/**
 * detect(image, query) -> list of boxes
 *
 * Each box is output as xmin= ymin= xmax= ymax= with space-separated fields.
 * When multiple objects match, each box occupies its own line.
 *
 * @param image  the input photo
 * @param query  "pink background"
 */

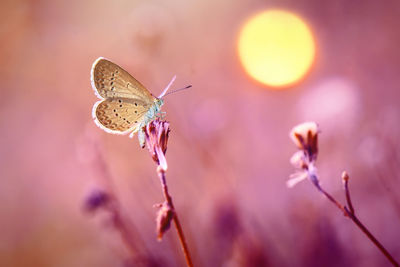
xmin=1 ymin=0 xmax=399 ymax=266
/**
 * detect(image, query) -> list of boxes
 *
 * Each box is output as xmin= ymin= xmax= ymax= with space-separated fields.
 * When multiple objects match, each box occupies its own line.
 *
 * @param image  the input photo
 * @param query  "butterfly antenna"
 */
xmin=159 ymin=75 xmax=176 ymax=98
xmin=163 ymin=85 xmax=192 ymax=97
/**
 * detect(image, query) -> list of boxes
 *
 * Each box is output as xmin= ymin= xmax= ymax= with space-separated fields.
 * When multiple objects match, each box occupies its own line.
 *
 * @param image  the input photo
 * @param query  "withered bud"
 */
xmin=342 ymin=171 xmax=350 ymax=183
xmin=155 ymin=202 xmax=174 ymax=241
xmin=145 ymin=119 xmax=170 ymax=171
xmin=290 ymin=122 xmax=319 ymax=161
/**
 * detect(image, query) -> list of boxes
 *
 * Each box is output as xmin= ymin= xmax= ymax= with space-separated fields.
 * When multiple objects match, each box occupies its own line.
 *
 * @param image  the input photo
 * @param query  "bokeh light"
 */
xmin=238 ymin=10 xmax=316 ymax=88
xmin=296 ymin=77 xmax=360 ymax=134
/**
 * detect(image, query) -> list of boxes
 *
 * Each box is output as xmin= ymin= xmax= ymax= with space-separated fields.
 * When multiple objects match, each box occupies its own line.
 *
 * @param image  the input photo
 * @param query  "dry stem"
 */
xmin=144 ymin=120 xmax=194 ymax=267
xmin=158 ymin=168 xmax=194 ymax=267
xmin=289 ymin=122 xmax=399 ymax=266
xmin=106 ymin=202 xmax=142 ymax=256
xmin=83 ymin=132 xmax=152 ymax=264
xmin=316 ymin=172 xmax=399 ymax=267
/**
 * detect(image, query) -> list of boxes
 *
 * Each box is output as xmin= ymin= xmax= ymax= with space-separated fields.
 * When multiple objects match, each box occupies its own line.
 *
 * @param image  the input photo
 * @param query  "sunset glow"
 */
xmin=238 ymin=10 xmax=316 ymax=88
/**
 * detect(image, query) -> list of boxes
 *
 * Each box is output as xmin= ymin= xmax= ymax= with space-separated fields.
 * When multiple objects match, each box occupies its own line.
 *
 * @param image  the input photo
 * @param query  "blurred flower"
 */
xmin=288 ymin=122 xmax=320 ymax=188
xmin=155 ymin=202 xmax=174 ymax=241
xmin=144 ymin=119 xmax=170 ymax=171
xmin=84 ymin=189 xmax=110 ymax=213
xmin=214 ymin=201 xmax=241 ymax=243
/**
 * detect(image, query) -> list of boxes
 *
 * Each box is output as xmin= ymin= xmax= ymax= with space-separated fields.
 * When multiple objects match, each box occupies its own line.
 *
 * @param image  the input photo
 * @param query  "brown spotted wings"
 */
xmin=91 ymin=57 xmax=157 ymax=135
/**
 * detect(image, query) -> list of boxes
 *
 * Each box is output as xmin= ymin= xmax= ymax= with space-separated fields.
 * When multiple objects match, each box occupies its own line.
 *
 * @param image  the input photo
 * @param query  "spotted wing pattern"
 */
xmin=90 ymin=57 xmax=157 ymax=134
xmin=93 ymin=98 xmax=150 ymax=134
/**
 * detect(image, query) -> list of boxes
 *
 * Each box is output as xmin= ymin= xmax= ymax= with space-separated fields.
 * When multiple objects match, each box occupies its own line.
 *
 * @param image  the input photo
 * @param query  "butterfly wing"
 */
xmin=90 ymin=57 xmax=158 ymax=135
xmin=91 ymin=57 xmax=155 ymax=103
xmin=93 ymin=98 xmax=151 ymax=135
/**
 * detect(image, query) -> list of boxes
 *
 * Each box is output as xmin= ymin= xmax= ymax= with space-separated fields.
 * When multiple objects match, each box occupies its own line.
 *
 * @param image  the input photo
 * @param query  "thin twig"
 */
xmin=318 ymin=187 xmax=347 ymax=215
xmin=289 ymin=122 xmax=399 ymax=266
xmin=158 ymin=168 xmax=194 ymax=267
xmin=315 ymin=175 xmax=399 ymax=267
xmin=342 ymin=172 xmax=355 ymax=215
xmin=144 ymin=120 xmax=194 ymax=266
xmin=107 ymin=203 xmax=141 ymax=255
xmin=84 ymin=132 xmax=152 ymax=263
xmin=345 ymin=207 xmax=399 ymax=267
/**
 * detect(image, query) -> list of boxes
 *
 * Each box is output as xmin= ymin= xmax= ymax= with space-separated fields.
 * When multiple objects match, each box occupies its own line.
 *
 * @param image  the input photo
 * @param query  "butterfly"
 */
xmin=90 ymin=57 xmax=188 ymax=147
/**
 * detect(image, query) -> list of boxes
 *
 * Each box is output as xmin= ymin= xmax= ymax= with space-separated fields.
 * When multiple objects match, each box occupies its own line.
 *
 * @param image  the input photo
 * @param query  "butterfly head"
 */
xmin=153 ymin=76 xmax=190 ymax=118
xmin=154 ymin=98 xmax=164 ymax=109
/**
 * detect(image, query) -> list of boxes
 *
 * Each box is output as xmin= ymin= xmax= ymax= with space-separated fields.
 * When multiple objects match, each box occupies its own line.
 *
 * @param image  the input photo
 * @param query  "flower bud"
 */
xmin=155 ymin=202 xmax=174 ymax=241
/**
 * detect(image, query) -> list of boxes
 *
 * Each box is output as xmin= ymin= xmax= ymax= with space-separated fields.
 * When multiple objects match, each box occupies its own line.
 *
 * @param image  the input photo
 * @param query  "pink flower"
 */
xmin=144 ymin=119 xmax=170 ymax=171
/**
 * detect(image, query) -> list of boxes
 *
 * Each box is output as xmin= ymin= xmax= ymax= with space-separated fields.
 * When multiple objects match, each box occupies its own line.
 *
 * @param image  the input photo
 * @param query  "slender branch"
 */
xmin=144 ymin=120 xmax=194 ymax=266
xmin=318 ymin=187 xmax=347 ymax=215
xmin=107 ymin=203 xmax=141 ymax=255
xmin=85 ymin=135 xmax=153 ymax=264
xmin=289 ymin=122 xmax=399 ymax=266
xmin=342 ymin=172 xmax=355 ymax=215
xmin=345 ymin=207 xmax=399 ymax=267
xmin=158 ymin=168 xmax=194 ymax=267
xmin=313 ymin=174 xmax=399 ymax=267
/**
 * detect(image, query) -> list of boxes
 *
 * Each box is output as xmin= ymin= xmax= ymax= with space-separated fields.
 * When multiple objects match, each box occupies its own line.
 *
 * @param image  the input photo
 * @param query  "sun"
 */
xmin=238 ymin=10 xmax=316 ymax=88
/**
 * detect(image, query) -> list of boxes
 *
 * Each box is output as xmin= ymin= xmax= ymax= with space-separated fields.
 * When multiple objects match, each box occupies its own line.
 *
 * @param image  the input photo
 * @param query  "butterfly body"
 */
xmin=136 ymin=98 xmax=164 ymax=146
xmin=91 ymin=57 xmax=166 ymax=147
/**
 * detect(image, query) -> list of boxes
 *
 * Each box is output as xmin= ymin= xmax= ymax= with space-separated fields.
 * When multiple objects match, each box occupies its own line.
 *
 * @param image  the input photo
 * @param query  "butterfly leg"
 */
xmin=157 ymin=111 xmax=166 ymax=119
xmin=138 ymin=127 xmax=146 ymax=148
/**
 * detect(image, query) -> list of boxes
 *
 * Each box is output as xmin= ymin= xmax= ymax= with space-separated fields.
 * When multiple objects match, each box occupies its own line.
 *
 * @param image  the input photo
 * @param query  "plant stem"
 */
xmin=345 ymin=207 xmax=399 ymax=267
xmin=158 ymin=168 xmax=194 ymax=267
xmin=315 ymin=179 xmax=399 ymax=267
xmin=343 ymin=176 xmax=355 ymax=214
xmin=108 ymin=203 xmax=141 ymax=256
xmin=92 ymin=139 xmax=152 ymax=262
xmin=318 ymin=187 xmax=347 ymax=215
